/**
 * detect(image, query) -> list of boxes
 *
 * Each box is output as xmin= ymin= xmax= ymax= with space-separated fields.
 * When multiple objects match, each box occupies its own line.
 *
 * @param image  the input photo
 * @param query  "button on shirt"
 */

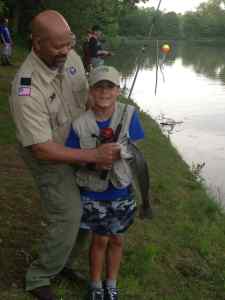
xmin=9 ymin=50 xmax=88 ymax=147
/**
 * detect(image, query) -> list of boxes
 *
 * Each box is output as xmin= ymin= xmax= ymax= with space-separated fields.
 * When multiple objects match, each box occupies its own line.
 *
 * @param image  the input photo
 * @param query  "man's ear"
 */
xmin=32 ymin=37 xmax=41 ymax=52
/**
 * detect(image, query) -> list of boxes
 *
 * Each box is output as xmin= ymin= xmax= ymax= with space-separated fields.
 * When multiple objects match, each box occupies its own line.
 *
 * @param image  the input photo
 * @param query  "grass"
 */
xmin=1 ymin=47 xmax=225 ymax=299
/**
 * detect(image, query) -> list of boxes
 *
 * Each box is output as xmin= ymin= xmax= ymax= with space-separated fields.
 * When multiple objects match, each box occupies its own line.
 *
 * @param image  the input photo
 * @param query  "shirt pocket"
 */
xmin=45 ymin=92 xmax=68 ymax=129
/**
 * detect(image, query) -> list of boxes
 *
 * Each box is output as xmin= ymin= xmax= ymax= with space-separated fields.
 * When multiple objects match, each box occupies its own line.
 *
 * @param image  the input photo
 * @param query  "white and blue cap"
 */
xmin=89 ymin=65 xmax=120 ymax=87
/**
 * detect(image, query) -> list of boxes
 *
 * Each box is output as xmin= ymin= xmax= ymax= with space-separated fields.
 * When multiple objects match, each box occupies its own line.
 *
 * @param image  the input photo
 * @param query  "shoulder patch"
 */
xmin=18 ymin=77 xmax=32 ymax=96
xmin=18 ymin=86 xmax=31 ymax=96
xmin=20 ymin=77 xmax=31 ymax=86
xmin=67 ymin=66 xmax=77 ymax=76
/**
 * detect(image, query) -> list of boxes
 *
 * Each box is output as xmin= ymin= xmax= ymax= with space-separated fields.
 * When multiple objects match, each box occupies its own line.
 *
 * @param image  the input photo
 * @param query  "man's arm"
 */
xmin=32 ymin=140 xmax=120 ymax=167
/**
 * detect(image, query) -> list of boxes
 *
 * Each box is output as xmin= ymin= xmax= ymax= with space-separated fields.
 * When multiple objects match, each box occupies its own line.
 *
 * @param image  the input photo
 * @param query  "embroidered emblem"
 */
xmin=68 ymin=66 xmax=77 ymax=76
xmin=18 ymin=86 xmax=31 ymax=96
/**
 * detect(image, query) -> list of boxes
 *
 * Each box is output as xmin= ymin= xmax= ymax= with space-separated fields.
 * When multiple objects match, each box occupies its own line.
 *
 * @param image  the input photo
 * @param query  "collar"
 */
xmin=30 ymin=51 xmax=64 ymax=84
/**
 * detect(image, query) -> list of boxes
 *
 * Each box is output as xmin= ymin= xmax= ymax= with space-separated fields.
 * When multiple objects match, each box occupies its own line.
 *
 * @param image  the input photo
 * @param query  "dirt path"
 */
xmin=0 ymin=144 xmax=43 ymax=289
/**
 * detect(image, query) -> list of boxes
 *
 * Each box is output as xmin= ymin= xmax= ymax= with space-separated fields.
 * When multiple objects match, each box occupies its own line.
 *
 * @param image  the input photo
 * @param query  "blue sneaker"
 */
xmin=104 ymin=287 xmax=118 ymax=300
xmin=89 ymin=288 xmax=104 ymax=300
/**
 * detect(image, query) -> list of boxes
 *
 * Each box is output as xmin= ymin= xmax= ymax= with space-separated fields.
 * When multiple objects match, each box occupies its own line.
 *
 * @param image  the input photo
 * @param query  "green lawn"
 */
xmin=0 ymin=47 xmax=225 ymax=300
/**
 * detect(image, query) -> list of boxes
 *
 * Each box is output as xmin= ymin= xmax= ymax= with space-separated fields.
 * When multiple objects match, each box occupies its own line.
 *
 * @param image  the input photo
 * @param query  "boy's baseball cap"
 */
xmin=89 ymin=66 xmax=120 ymax=87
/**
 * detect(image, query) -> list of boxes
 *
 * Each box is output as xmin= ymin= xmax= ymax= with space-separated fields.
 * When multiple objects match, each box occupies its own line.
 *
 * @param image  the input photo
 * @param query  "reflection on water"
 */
xmin=109 ymin=42 xmax=225 ymax=203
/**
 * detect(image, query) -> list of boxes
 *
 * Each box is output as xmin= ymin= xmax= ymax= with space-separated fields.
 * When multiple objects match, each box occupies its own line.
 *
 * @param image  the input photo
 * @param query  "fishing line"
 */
xmin=128 ymin=0 xmax=163 ymax=99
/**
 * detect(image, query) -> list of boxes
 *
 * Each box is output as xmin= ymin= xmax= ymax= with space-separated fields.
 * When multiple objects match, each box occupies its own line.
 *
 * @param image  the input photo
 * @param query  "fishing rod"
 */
xmin=128 ymin=0 xmax=163 ymax=99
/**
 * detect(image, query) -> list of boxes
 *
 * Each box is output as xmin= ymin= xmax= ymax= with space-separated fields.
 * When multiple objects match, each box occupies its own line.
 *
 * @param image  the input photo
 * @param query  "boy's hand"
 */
xmin=95 ymin=143 xmax=120 ymax=167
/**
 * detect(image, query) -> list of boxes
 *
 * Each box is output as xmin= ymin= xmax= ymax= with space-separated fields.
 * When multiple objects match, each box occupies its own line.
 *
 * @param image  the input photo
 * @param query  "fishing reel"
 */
xmin=99 ymin=127 xmax=115 ymax=143
xmin=89 ymin=128 xmax=115 ymax=177
xmin=92 ymin=127 xmax=115 ymax=144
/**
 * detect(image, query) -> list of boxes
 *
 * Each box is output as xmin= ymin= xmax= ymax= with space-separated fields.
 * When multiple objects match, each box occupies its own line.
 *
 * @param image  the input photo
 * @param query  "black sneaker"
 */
xmin=104 ymin=287 xmax=118 ymax=300
xmin=88 ymin=288 xmax=104 ymax=300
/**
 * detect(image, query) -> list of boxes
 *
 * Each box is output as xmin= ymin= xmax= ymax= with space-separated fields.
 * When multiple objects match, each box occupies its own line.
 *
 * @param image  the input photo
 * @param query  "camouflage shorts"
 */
xmin=80 ymin=194 xmax=136 ymax=235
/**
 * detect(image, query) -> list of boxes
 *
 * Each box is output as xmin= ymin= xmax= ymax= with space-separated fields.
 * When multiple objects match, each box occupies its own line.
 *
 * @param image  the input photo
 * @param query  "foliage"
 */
xmin=119 ymin=0 xmax=225 ymax=40
xmin=119 ymin=8 xmax=181 ymax=39
xmin=1 ymin=0 xmax=225 ymax=42
xmin=1 ymin=0 xmax=150 ymax=42
xmin=0 ymin=0 xmax=5 ymax=14
xmin=119 ymin=7 xmax=155 ymax=37
xmin=182 ymin=0 xmax=225 ymax=39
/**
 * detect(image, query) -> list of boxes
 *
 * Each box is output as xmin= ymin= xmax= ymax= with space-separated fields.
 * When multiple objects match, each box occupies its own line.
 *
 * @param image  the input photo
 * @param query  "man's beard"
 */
xmin=52 ymin=56 xmax=67 ymax=70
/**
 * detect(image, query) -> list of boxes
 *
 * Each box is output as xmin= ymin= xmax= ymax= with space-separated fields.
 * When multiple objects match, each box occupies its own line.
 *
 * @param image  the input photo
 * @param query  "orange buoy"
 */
xmin=161 ymin=44 xmax=171 ymax=54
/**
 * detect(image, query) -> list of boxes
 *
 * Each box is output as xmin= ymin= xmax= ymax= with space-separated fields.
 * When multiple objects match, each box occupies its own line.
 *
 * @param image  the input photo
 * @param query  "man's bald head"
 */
xmin=31 ymin=10 xmax=71 ymax=40
xmin=31 ymin=10 xmax=73 ymax=69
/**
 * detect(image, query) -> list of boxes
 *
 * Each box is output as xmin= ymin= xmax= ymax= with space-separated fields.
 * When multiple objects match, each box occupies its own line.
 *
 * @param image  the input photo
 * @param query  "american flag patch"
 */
xmin=18 ymin=86 xmax=31 ymax=96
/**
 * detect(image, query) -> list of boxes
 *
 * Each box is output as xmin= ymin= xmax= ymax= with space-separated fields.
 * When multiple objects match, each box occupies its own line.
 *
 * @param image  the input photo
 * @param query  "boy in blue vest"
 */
xmin=66 ymin=65 xmax=144 ymax=300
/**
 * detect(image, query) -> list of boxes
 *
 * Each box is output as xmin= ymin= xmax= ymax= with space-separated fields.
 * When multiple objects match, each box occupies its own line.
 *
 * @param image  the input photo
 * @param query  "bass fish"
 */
xmin=127 ymin=141 xmax=153 ymax=219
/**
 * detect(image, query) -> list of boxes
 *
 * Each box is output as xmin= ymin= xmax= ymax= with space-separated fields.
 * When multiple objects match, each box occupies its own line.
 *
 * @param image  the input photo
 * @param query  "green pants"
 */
xmin=18 ymin=145 xmax=87 ymax=291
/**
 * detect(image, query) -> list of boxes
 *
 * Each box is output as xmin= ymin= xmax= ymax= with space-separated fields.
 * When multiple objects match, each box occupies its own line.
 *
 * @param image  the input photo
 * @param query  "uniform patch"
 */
xmin=18 ymin=86 xmax=31 ymax=96
xmin=20 ymin=77 xmax=31 ymax=86
xmin=68 ymin=66 xmax=77 ymax=76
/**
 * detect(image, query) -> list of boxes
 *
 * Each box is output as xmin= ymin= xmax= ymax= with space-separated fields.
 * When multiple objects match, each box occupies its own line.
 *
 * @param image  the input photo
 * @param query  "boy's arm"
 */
xmin=65 ymin=125 xmax=120 ymax=169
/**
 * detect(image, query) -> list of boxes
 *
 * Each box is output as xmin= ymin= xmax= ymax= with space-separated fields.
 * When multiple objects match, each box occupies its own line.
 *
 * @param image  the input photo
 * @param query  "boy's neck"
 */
xmin=94 ymin=107 xmax=115 ymax=121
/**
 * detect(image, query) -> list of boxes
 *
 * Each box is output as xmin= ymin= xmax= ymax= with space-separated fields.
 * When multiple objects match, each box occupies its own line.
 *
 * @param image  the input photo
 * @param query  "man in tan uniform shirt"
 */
xmin=9 ymin=10 xmax=120 ymax=300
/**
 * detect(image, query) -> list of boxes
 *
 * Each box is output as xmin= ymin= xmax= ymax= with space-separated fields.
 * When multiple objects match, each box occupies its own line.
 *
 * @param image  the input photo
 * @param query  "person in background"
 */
xmin=66 ymin=65 xmax=145 ymax=300
xmin=82 ymin=29 xmax=93 ymax=73
xmin=9 ymin=10 xmax=120 ymax=300
xmin=0 ymin=17 xmax=13 ymax=65
xmin=88 ymin=25 xmax=112 ymax=69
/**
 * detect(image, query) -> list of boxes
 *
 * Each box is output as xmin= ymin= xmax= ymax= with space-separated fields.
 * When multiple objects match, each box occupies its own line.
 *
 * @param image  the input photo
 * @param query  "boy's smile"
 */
xmin=90 ymin=80 xmax=120 ymax=117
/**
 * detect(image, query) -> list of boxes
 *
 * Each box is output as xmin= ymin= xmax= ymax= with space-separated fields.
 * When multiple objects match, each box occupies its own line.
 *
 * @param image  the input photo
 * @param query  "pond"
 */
xmin=109 ymin=42 xmax=225 ymax=204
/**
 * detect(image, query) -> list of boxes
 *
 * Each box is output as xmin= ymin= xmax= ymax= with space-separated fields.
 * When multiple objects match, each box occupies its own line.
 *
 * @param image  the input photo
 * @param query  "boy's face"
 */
xmin=90 ymin=80 xmax=120 ymax=111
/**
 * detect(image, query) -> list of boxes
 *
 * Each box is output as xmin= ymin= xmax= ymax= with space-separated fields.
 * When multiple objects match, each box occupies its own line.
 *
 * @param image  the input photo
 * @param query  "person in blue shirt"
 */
xmin=66 ymin=65 xmax=144 ymax=300
xmin=0 ymin=17 xmax=13 ymax=65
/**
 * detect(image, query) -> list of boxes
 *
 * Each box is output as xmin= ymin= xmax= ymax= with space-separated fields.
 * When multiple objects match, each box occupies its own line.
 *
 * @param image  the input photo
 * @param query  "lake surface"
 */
xmin=109 ymin=42 xmax=225 ymax=203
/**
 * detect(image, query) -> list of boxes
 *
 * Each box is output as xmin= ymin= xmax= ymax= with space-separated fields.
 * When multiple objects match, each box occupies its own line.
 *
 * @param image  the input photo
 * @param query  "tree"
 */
xmin=160 ymin=12 xmax=180 ymax=38
xmin=2 ymin=0 xmax=146 ymax=40
xmin=0 ymin=1 xmax=5 ymax=14
xmin=181 ymin=0 xmax=225 ymax=39
xmin=119 ymin=8 xmax=155 ymax=37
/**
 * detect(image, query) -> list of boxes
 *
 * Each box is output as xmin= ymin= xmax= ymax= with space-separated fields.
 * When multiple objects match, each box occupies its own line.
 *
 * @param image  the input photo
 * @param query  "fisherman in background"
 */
xmin=66 ymin=65 xmax=145 ymax=300
xmin=87 ymin=25 xmax=112 ymax=69
xmin=82 ymin=29 xmax=93 ymax=73
xmin=0 ymin=17 xmax=13 ymax=65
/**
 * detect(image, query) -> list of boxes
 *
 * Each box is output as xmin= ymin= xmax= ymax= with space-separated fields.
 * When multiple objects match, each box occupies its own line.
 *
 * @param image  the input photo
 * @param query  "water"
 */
xmin=109 ymin=42 xmax=225 ymax=203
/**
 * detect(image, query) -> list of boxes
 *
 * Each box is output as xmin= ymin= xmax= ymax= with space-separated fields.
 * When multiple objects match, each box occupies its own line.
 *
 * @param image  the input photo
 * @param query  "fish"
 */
xmin=127 ymin=141 xmax=153 ymax=219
